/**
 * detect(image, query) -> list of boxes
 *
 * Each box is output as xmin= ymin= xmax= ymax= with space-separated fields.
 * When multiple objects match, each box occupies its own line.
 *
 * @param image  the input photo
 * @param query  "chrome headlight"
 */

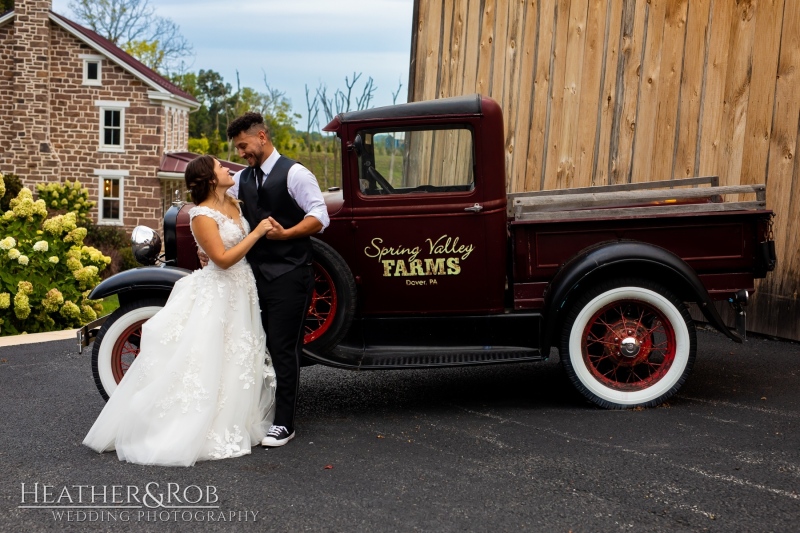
xmin=131 ymin=226 xmax=162 ymax=266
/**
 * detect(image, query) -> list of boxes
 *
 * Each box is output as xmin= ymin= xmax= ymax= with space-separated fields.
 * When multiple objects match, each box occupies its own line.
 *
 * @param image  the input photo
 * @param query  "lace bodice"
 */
xmin=189 ymin=205 xmax=251 ymax=266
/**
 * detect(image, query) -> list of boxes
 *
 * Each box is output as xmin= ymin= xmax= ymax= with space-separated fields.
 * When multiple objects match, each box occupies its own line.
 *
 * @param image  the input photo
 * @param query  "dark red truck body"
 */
xmin=89 ymin=94 xmax=775 ymax=408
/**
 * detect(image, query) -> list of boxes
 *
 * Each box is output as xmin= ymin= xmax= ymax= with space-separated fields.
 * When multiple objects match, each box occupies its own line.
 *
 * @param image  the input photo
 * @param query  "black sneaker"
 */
xmin=261 ymin=425 xmax=295 ymax=447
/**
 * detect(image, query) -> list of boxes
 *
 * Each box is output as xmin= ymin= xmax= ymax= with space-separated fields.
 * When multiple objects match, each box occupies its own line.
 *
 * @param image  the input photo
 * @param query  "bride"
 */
xmin=83 ymin=155 xmax=276 ymax=466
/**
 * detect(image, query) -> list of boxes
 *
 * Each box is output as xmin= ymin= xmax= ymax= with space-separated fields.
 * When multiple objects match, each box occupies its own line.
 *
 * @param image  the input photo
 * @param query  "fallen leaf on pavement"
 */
xmin=324 ymin=464 xmax=333 ymax=470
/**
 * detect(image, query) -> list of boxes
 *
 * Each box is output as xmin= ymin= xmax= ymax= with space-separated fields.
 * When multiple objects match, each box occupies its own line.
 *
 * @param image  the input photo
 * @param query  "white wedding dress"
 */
xmin=83 ymin=205 xmax=275 ymax=466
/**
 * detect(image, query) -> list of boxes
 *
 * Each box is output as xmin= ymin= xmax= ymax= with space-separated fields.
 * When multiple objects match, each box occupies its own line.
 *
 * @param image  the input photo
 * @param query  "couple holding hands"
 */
xmin=83 ymin=112 xmax=329 ymax=466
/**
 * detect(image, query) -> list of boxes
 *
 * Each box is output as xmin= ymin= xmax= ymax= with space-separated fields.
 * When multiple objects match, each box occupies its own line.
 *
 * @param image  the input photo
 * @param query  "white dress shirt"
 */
xmin=228 ymin=149 xmax=330 ymax=231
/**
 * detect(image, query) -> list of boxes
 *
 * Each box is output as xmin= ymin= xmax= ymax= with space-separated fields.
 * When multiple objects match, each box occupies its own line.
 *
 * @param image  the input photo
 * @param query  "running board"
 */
xmin=313 ymin=346 xmax=545 ymax=370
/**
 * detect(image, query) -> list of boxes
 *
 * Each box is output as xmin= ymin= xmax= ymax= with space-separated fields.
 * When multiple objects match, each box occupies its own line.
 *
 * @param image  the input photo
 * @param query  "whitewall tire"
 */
xmin=559 ymin=279 xmax=696 ymax=409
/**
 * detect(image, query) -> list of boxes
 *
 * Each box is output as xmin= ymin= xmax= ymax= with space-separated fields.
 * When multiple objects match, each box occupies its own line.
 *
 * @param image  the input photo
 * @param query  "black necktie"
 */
xmin=255 ymin=166 xmax=265 ymax=191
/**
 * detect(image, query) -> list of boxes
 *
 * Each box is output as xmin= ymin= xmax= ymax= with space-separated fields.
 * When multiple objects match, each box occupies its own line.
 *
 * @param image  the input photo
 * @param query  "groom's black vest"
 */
xmin=239 ymin=156 xmax=313 ymax=281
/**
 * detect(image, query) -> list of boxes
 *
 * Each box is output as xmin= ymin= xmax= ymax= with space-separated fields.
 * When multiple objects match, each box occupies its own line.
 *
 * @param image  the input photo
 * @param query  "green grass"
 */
xmin=100 ymin=294 xmax=119 ymax=317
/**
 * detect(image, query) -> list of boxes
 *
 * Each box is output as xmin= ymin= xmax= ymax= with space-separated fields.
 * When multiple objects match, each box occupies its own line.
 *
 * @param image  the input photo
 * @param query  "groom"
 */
xmin=226 ymin=112 xmax=329 ymax=447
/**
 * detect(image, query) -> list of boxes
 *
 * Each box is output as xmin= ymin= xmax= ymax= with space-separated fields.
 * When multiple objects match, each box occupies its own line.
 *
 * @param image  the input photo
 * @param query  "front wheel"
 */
xmin=91 ymin=298 xmax=166 ymax=400
xmin=560 ymin=278 xmax=696 ymax=409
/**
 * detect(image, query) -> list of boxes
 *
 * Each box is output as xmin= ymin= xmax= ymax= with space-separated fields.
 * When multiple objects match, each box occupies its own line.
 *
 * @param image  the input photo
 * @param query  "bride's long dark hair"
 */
xmin=185 ymin=155 xmax=218 ymax=205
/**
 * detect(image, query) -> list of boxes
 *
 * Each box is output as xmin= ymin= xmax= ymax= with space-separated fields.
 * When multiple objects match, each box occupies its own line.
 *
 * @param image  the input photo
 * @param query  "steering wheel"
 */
xmin=367 ymin=165 xmax=396 ymax=194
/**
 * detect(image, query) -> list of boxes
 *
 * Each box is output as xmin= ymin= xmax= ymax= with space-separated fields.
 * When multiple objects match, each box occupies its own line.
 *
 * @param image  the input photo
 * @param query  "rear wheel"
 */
xmin=560 ymin=278 xmax=696 ymax=409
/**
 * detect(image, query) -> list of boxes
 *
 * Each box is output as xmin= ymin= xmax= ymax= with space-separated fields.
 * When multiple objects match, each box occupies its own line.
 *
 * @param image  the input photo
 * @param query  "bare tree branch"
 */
xmin=69 ymin=0 xmax=192 ymax=73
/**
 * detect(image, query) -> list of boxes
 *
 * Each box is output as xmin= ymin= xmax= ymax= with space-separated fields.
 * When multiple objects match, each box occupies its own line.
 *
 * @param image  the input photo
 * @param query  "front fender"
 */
xmin=88 ymin=266 xmax=191 ymax=300
xmin=540 ymin=241 xmax=741 ymax=355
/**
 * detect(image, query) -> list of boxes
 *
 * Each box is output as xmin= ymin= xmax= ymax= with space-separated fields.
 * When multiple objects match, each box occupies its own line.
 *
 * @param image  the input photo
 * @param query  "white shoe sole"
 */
xmin=262 ymin=431 xmax=295 ymax=447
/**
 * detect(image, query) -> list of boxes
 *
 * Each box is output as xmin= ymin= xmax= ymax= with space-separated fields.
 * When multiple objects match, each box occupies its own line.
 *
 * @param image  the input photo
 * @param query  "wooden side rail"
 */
xmin=509 ymin=179 xmax=766 ymax=221
xmin=507 ymin=176 xmax=726 ymax=216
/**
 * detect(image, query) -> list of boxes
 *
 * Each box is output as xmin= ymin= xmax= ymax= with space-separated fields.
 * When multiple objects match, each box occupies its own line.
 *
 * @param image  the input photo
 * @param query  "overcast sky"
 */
xmin=52 ymin=0 xmax=414 ymax=127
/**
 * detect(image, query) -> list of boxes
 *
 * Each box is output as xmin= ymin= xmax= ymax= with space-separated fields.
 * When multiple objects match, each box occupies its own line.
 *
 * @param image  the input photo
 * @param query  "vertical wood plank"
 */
xmin=697 ymin=1 xmax=734 ymax=175
xmin=650 ymin=0 xmax=688 ymax=182
xmin=672 ymin=0 xmax=711 ymax=178
xmin=475 ymin=0 xmax=496 ymax=95
xmin=630 ymin=0 xmax=668 ymax=182
xmin=718 ymin=0 xmax=758 ymax=188
xmin=411 ymin=0 xmax=430 ymax=102
xmin=593 ymin=0 xmax=625 ymax=186
xmin=454 ymin=0 xmax=483 ymax=186
xmin=574 ymin=0 xmax=610 ymax=189
xmin=502 ymin=0 xmax=527 ymax=192
xmin=554 ymin=0 xmax=590 ymax=190
xmin=511 ymin=0 xmax=539 ymax=193
xmin=740 ymin=0 xmax=784 ymax=186
xmin=460 ymin=0 xmax=483 ymax=93
xmin=610 ymin=0 xmax=648 ymax=184
xmin=438 ymin=0 xmax=457 ymax=100
xmin=541 ymin=0 xmax=573 ymax=190
xmin=491 ymin=0 xmax=511 ymax=103
xmin=525 ymin=0 xmax=557 ymax=191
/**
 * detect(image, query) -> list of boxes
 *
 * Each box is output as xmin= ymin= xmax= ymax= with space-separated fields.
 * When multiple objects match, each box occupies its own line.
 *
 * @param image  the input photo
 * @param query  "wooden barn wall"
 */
xmin=408 ymin=0 xmax=800 ymax=340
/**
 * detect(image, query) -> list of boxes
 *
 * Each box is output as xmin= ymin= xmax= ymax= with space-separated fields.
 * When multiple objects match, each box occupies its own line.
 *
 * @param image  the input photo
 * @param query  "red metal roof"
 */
xmin=49 ymin=11 xmax=198 ymax=104
xmin=159 ymin=152 xmax=246 ymax=175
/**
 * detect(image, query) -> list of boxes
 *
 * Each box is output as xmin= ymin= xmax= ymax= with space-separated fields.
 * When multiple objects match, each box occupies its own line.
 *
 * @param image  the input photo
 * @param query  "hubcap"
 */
xmin=620 ymin=336 xmax=640 ymax=358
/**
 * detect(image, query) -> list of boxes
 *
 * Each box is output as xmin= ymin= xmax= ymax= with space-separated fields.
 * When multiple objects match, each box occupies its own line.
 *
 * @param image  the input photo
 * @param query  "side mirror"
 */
xmin=349 ymin=134 xmax=364 ymax=156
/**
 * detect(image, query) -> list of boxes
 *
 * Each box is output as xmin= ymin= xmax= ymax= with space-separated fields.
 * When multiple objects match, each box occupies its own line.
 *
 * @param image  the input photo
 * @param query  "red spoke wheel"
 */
xmin=91 ymin=299 xmax=166 ymax=401
xmin=560 ymin=279 xmax=696 ymax=409
xmin=304 ymin=262 xmax=338 ymax=343
xmin=302 ymin=238 xmax=356 ymax=357
xmin=110 ymin=320 xmax=146 ymax=383
xmin=582 ymin=300 xmax=676 ymax=391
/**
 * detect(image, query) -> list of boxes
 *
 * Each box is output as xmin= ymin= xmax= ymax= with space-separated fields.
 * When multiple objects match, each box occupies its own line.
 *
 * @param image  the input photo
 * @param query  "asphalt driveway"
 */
xmin=0 ymin=328 xmax=798 ymax=532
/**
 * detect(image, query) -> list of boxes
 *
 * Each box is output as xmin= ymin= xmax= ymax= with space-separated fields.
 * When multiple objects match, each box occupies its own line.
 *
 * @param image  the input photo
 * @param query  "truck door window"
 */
xmin=357 ymin=127 xmax=474 ymax=195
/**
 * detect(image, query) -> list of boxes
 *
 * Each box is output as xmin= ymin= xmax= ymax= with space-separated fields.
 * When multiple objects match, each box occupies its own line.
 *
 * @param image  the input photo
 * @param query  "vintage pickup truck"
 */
xmin=79 ymin=94 xmax=776 ymax=410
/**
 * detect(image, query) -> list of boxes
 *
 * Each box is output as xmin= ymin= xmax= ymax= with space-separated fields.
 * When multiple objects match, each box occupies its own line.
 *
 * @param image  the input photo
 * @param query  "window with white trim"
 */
xmin=95 ymin=170 xmax=127 ymax=225
xmin=81 ymin=54 xmax=103 ymax=86
xmin=95 ymin=101 xmax=129 ymax=152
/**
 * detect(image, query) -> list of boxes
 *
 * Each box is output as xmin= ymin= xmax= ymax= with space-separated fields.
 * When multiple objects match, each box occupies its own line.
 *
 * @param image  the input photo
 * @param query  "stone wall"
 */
xmin=0 ymin=23 xmax=14 ymax=171
xmin=47 ymin=23 xmax=165 ymax=231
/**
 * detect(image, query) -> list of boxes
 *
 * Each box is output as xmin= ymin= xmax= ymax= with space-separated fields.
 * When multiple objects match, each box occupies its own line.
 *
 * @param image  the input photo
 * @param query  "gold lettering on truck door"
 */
xmin=365 ymin=235 xmax=474 ymax=279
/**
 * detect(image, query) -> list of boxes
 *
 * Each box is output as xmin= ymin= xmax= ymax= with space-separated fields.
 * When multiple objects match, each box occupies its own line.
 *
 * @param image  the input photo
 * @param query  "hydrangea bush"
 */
xmin=0 ymin=174 xmax=111 ymax=336
xmin=36 ymin=180 xmax=96 ymax=225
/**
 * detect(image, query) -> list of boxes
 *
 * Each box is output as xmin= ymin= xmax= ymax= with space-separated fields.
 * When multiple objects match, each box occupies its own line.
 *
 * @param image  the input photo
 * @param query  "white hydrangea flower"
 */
xmin=8 ymin=248 xmax=20 ymax=260
xmin=17 ymin=255 xmax=29 ymax=266
xmin=0 ymin=237 xmax=16 ymax=250
xmin=48 ymin=256 xmax=59 ymax=264
xmin=33 ymin=240 xmax=49 ymax=252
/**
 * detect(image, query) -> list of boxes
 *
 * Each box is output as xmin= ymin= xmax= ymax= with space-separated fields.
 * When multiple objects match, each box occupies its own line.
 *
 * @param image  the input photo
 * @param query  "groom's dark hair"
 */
xmin=227 ymin=112 xmax=270 ymax=140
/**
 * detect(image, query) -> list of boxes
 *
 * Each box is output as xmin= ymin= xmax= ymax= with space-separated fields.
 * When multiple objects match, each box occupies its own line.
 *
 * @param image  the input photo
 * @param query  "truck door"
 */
xmin=348 ymin=121 xmax=506 ymax=315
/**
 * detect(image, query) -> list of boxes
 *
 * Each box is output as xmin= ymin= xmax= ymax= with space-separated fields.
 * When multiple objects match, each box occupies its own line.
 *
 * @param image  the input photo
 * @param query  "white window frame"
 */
xmin=80 ymin=54 xmax=103 ymax=86
xmin=95 ymin=101 xmax=129 ymax=153
xmin=94 ymin=169 xmax=128 ymax=225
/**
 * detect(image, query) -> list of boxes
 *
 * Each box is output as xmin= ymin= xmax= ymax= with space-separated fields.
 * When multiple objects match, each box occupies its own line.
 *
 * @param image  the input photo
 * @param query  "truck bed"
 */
xmin=506 ymin=177 xmax=773 ymax=311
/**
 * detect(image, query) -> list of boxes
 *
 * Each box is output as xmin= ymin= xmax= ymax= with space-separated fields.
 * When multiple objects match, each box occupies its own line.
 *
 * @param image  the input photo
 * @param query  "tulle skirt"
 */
xmin=83 ymin=263 xmax=275 ymax=466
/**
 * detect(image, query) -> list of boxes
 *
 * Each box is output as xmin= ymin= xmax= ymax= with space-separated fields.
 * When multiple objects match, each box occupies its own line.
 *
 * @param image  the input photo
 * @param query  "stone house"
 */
xmin=0 ymin=0 xmax=199 ymax=232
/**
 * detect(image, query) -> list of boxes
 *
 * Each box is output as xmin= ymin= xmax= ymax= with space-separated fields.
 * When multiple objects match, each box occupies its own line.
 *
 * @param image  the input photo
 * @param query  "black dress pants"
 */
xmin=254 ymin=265 xmax=314 ymax=431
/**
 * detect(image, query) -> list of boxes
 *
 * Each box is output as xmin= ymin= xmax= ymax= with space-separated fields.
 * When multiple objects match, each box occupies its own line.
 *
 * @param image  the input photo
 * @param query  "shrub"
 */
xmin=36 ymin=180 xmax=96 ymax=226
xmin=0 ymin=172 xmax=23 ymax=212
xmin=85 ymin=224 xmax=129 ymax=250
xmin=0 ymin=174 xmax=111 ymax=336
